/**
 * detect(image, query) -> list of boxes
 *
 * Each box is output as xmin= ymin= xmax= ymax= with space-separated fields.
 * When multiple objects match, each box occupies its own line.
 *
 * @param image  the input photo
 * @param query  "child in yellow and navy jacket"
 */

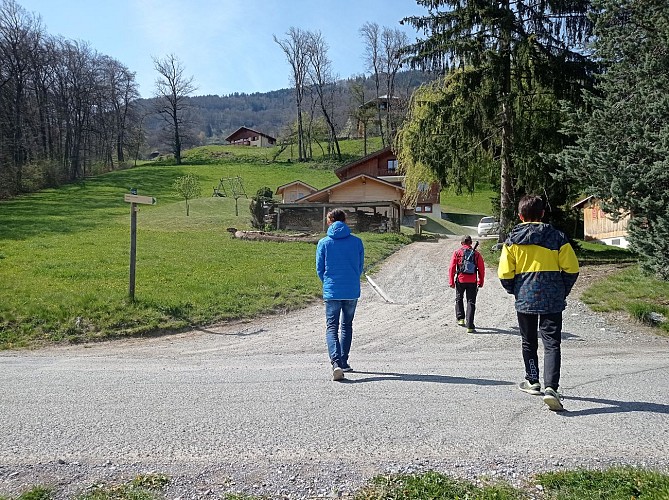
xmin=498 ymin=195 xmax=579 ymax=411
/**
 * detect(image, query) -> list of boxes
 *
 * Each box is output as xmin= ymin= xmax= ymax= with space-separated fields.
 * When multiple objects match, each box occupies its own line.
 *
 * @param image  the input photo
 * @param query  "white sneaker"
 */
xmin=543 ymin=387 xmax=564 ymax=411
xmin=332 ymin=364 xmax=344 ymax=381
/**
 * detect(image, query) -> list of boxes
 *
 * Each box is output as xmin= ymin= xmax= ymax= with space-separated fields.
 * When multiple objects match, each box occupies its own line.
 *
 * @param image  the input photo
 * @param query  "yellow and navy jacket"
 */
xmin=498 ymin=222 xmax=579 ymax=314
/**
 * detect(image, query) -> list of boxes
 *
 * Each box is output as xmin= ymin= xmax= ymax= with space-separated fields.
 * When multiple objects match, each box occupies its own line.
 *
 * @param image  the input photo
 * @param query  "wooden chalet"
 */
xmin=334 ymin=147 xmax=441 ymax=216
xmin=572 ymin=196 xmax=630 ymax=248
xmin=225 ymin=126 xmax=276 ymax=147
xmin=276 ymin=175 xmax=403 ymax=233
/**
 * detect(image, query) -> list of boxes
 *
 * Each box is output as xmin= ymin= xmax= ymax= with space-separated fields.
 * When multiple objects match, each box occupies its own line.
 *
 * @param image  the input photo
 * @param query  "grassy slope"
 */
xmin=2 ymin=140 xmax=665 ymax=347
xmin=0 ymin=142 xmax=409 ymax=349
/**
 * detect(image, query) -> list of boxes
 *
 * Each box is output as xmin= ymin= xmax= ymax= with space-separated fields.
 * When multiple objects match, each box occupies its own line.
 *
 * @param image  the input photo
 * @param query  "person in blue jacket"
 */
xmin=316 ymin=209 xmax=365 ymax=381
xmin=498 ymin=195 xmax=579 ymax=411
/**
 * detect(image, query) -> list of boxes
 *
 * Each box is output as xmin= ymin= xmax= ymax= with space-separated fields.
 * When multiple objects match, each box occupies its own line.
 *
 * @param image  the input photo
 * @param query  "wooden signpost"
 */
xmin=124 ymin=192 xmax=156 ymax=301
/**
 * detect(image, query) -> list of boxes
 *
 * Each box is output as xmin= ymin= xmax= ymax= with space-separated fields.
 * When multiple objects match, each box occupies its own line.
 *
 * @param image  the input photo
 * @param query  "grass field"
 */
xmin=0 ymin=144 xmax=410 ymax=349
xmin=2 ymin=140 xmax=665 ymax=349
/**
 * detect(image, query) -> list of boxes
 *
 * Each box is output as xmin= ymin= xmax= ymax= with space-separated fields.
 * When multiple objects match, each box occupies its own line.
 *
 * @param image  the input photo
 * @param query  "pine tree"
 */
xmin=559 ymin=0 xmax=669 ymax=278
xmin=399 ymin=0 xmax=593 ymax=237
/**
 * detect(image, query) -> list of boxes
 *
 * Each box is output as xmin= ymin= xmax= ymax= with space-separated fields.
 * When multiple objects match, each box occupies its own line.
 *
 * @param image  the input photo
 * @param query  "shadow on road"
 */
xmin=562 ymin=395 xmax=669 ymax=416
xmin=343 ymin=371 xmax=514 ymax=386
xmin=474 ymin=326 xmax=582 ymax=340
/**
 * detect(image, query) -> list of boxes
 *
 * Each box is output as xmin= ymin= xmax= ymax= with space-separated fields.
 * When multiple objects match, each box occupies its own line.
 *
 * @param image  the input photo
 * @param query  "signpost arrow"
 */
xmin=124 ymin=194 xmax=156 ymax=205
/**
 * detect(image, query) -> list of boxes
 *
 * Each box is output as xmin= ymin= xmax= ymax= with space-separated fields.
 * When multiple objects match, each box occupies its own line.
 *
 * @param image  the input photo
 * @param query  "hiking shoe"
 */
xmin=457 ymin=319 xmax=466 ymax=327
xmin=543 ymin=387 xmax=564 ymax=411
xmin=518 ymin=380 xmax=542 ymax=396
xmin=332 ymin=364 xmax=345 ymax=381
xmin=341 ymin=364 xmax=353 ymax=373
xmin=467 ymin=328 xmax=476 ymax=334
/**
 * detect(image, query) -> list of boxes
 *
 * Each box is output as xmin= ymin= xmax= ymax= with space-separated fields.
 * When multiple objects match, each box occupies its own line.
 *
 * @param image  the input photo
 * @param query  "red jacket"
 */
xmin=449 ymin=244 xmax=485 ymax=287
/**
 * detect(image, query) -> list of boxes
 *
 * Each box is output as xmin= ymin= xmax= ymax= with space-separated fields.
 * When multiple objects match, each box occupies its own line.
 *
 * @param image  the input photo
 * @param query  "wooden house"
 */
xmin=275 ymin=181 xmax=317 ymax=203
xmin=298 ymin=174 xmax=404 ymax=206
xmin=572 ymin=196 xmax=630 ymax=248
xmin=334 ymin=147 xmax=441 ymax=216
xmin=275 ymin=175 xmax=404 ymax=233
xmin=225 ymin=126 xmax=276 ymax=147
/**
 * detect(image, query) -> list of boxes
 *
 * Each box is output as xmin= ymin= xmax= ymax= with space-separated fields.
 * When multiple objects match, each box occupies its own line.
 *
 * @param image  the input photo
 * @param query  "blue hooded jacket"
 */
xmin=316 ymin=221 xmax=364 ymax=300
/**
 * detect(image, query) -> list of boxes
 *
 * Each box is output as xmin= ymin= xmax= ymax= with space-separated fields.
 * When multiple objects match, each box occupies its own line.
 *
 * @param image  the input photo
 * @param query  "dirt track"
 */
xmin=1 ymin=237 xmax=668 ymax=498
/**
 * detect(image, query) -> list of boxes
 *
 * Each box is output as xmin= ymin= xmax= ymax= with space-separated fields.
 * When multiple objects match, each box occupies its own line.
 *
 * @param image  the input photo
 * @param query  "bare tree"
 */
xmin=153 ymin=54 xmax=196 ymax=165
xmin=0 ymin=0 xmax=42 ymax=190
xmin=273 ymin=27 xmax=309 ymax=161
xmin=381 ymin=27 xmax=409 ymax=140
xmin=360 ymin=22 xmax=409 ymax=147
xmin=349 ymin=76 xmax=375 ymax=155
xmin=305 ymin=30 xmax=341 ymax=160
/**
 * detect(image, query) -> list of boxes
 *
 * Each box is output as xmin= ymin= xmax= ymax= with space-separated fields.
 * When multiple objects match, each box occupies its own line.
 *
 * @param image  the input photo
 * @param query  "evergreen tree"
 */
xmin=399 ymin=0 xmax=594 ymax=237
xmin=558 ymin=0 xmax=669 ymax=278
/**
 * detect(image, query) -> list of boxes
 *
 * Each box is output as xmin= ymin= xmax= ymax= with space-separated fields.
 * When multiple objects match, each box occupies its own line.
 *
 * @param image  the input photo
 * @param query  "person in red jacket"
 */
xmin=448 ymin=235 xmax=485 ymax=333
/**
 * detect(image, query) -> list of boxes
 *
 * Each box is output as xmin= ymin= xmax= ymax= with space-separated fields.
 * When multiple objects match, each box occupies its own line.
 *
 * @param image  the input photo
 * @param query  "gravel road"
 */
xmin=1 ymin=237 xmax=668 ymax=499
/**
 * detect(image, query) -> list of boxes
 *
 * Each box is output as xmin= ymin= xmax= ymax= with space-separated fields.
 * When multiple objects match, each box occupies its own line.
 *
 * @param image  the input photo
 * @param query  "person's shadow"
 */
xmin=473 ymin=326 xmax=582 ymax=340
xmin=343 ymin=371 xmax=514 ymax=386
xmin=560 ymin=395 xmax=669 ymax=416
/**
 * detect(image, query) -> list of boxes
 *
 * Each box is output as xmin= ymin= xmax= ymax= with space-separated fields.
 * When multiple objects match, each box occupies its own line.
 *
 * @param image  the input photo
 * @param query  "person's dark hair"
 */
xmin=461 ymin=235 xmax=472 ymax=245
xmin=327 ymin=208 xmax=346 ymax=222
xmin=518 ymin=195 xmax=544 ymax=221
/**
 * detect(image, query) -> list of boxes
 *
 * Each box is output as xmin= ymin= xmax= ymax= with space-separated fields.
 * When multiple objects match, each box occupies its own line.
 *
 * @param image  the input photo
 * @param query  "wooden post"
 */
xmin=129 ymin=203 xmax=138 ymax=301
xmin=124 ymin=193 xmax=156 ymax=301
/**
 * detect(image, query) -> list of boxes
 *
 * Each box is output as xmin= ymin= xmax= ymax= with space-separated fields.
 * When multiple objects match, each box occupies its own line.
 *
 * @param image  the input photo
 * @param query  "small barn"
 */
xmin=572 ymin=196 xmax=630 ymax=248
xmin=225 ymin=126 xmax=276 ymax=147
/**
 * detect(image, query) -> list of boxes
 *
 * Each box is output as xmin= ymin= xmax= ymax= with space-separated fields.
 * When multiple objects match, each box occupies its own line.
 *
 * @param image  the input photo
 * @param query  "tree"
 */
xmin=173 ymin=173 xmax=201 ymax=216
xmin=0 ymin=0 xmax=42 ymax=192
xmin=305 ymin=30 xmax=341 ymax=160
xmin=400 ymin=0 xmax=594 ymax=238
xmin=274 ymin=28 xmax=309 ymax=161
xmin=360 ymin=22 xmax=410 ymax=147
xmin=250 ymin=187 xmax=275 ymax=229
xmin=558 ymin=0 xmax=669 ymax=279
xmin=153 ymin=54 xmax=196 ymax=165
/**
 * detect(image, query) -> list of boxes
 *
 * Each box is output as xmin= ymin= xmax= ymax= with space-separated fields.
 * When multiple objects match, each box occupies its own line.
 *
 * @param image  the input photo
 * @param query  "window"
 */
xmin=423 ymin=204 xmax=432 ymax=213
xmin=387 ymin=159 xmax=398 ymax=172
xmin=418 ymin=182 xmax=429 ymax=192
xmin=415 ymin=206 xmax=423 ymax=212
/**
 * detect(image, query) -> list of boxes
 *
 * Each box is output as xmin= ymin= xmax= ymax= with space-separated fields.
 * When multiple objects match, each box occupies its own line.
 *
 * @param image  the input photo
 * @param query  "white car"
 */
xmin=477 ymin=216 xmax=500 ymax=237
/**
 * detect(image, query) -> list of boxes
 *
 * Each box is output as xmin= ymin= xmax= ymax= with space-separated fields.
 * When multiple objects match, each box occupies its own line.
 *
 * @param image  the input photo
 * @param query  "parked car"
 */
xmin=477 ymin=216 xmax=500 ymax=237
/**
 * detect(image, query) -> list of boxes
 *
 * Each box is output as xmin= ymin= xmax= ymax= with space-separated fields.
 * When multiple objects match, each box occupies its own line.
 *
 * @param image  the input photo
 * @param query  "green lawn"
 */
xmin=0 ymin=145 xmax=409 ymax=349
xmin=2 ymin=142 xmax=665 ymax=348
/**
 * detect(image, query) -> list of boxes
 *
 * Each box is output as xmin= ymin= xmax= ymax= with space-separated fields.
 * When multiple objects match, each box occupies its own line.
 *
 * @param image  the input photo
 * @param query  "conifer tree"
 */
xmin=559 ymin=0 xmax=669 ymax=278
xmin=399 ymin=0 xmax=593 ymax=237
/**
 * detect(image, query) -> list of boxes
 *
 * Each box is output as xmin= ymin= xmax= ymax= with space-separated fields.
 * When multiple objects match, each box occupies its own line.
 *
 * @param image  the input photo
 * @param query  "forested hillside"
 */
xmin=139 ymin=70 xmax=433 ymax=152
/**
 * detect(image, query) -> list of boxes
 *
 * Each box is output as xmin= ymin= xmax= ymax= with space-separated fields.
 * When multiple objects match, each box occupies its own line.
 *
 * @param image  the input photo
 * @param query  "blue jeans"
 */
xmin=325 ymin=299 xmax=358 ymax=367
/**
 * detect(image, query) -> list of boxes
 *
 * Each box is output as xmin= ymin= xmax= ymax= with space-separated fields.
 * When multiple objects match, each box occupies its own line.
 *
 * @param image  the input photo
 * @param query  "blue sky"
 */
xmin=19 ymin=0 xmax=428 ymax=98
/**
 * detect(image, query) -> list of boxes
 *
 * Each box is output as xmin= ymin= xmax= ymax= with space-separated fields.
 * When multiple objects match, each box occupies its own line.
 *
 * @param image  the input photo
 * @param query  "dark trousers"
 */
xmin=517 ymin=311 xmax=562 ymax=390
xmin=455 ymin=281 xmax=478 ymax=328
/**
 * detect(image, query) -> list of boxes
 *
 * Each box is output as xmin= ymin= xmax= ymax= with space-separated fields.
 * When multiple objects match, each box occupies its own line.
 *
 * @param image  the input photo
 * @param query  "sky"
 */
xmin=19 ymin=0 xmax=429 ymax=98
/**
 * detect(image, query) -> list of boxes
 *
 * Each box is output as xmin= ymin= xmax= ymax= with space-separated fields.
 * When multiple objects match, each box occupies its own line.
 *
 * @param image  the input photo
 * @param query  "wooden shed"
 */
xmin=572 ymin=196 xmax=630 ymax=248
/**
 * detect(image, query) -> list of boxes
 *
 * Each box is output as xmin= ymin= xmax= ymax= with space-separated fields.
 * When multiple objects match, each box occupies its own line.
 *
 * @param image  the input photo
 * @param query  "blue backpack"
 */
xmin=459 ymin=248 xmax=477 ymax=275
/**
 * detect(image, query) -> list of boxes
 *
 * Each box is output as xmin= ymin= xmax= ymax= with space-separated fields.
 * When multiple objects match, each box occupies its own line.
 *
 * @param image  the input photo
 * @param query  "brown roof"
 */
xmin=225 ymin=126 xmax=276 ymax=142
xmin=297 ymin=174 xmax=404 ymax=203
